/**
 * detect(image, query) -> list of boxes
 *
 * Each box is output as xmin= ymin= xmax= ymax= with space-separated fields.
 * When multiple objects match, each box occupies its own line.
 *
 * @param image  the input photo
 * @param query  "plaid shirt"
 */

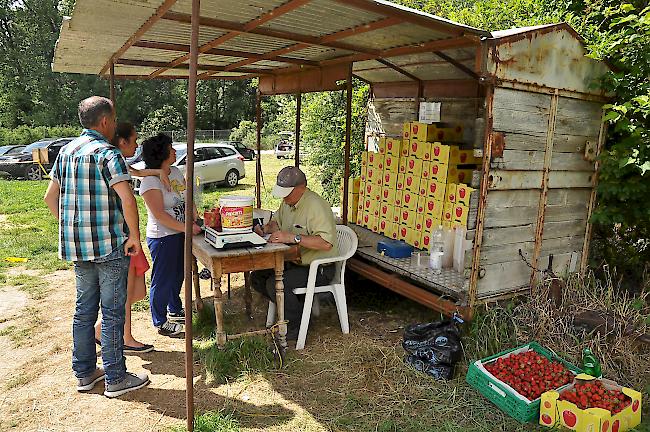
xmin=51 ymin=129 xmax=131 ymax=261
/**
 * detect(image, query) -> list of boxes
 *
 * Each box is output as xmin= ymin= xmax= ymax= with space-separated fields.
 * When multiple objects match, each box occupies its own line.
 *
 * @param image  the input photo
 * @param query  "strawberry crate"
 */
xmin=466 ymin=341 xmax=583 ymax=423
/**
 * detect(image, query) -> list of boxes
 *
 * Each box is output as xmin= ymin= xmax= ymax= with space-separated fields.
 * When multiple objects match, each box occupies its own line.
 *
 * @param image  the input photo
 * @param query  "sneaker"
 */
xmin=168 ymin=309 xmax=185 ymax=324
xmin=157 ymin=321 xmax=184 ymax=337
xmin=77 ymin=367 xmax=105 ymax=392
xmin=124 ymin=343 xmax=155 ymax=354
xmin=104 ymin=372 xmax=150 ymax=398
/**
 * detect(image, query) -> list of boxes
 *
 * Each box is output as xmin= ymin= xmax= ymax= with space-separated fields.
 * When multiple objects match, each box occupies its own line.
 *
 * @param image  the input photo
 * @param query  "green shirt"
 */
xmin=272 ymin=189 xmax=339 ymax=266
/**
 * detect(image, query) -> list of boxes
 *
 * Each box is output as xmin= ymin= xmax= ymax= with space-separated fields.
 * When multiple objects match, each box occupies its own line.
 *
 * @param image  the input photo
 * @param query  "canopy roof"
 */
xmin=52 ymin=0 xmax=490 ymax=85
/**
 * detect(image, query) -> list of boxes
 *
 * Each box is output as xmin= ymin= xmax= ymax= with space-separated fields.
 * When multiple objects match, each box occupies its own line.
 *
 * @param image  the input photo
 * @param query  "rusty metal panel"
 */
xmin=259 ymin=63 xmax=348 ymax=95
xmin=487 ymin=26 xmax=611 ymax=97
xmin=372 ymin=80 xmax=478 ymax=99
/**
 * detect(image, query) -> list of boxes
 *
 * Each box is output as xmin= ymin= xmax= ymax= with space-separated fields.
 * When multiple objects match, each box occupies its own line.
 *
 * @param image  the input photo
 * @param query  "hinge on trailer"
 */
xmin=490 ymin=132 xmax=505 ymax=158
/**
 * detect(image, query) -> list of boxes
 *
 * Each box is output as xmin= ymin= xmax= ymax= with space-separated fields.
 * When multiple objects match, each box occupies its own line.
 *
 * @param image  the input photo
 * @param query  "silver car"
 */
xmin=132 ymin=143 xmax=245 ymax=189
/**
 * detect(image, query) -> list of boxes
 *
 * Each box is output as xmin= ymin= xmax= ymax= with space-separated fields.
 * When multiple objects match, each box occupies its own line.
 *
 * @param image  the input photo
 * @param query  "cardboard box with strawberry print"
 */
xmin=383 ymin=153 xmax=400 ymax=173
xmin=381 ymin=187 xmax=396 ymax=204
xmin=456 ymin=184 xmax=475 ymax=206
xmin=385 ymin=137 xmax=401 ymax=157
xmin=402 ymin=123 xmax=411 ymax=140
xmin=428 ymin=161 xmax=449 ymax=182
xmin=401 ymin=191 xmax=418 ymax=212
xmin=382 ymin=171 xmax=398 ymax=189
xmin=404 ymin=173 xmax=420 ymax=194
xmin=378 ymin=137 xmax=386 ymax=155
xmin=400 ymin=139 xmax=410 ymax=158
xmin=539 ymin=375 xmax=642 ymax=432
xmin=448 ymin=165 xmax=474 ymax=184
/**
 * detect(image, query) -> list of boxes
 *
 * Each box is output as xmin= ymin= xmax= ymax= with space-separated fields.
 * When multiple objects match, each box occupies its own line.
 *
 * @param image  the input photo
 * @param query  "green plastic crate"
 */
xmin=465 ymin=341 xmax=583 ymax=423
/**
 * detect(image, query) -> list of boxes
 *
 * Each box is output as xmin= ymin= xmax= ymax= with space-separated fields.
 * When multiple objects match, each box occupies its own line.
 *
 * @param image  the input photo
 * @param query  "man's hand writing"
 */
xmin=268 ymin=230 xmax=295 ymax=244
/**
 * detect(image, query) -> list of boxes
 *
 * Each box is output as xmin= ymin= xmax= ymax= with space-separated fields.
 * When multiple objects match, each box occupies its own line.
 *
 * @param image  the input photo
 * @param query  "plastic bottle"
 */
xmin=429 ymin=225 xmax=444 ymax=275
xmin=581 ymin=348 xmax=602 ymax=378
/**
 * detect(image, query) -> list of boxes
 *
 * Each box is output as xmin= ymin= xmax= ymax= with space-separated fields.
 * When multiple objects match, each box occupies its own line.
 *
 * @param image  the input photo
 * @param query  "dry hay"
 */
xmin=511 ymin=269 xmax=650 ymax=391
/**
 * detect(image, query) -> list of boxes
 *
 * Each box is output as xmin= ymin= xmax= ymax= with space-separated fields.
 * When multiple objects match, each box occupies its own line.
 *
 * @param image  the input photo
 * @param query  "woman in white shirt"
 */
xmin=139 ymin=133 xmax=201 ymax=337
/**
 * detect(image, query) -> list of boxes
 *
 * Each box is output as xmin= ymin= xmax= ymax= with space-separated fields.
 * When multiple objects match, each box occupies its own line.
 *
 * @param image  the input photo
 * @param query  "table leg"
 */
xmin=192 ymin=258 xmax=203 ymax=311
xmin=212 ymin=261 xmax=226 ymax=348
xmin=274 ymin=253 xmax=287 ymax=350
xmin=244 ymin=271 xmax=253 ymax=320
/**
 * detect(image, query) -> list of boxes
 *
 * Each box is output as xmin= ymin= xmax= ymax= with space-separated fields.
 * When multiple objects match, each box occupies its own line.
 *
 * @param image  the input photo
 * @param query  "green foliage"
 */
xmin=170 ymin=410 xmax=240 ymax=432
xmin=139 ymin=105 xmax=184 ymax=137
xmin=0 ymin=125 xmax=80 ymax=146
xmin=302 ymin=82 xmax=369 ymax=205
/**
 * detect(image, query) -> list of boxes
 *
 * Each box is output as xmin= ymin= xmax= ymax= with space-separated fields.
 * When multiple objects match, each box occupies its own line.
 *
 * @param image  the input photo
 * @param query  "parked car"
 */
xmin=274 ymin=131 xmax=295 ymax=159
xmin=0 ymin=145 xmax=26 ymax=157
xmin=131 ymin=142 xmax=245 ymax=190
xmin=0 ymin=138 xmax=74 ymax=180
xmin=222 ymin=141 xmax=256 ymax=160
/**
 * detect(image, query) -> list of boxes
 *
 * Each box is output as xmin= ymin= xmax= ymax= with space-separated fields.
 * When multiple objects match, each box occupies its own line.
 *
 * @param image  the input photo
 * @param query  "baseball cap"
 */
xmin=272 ymin=166 xmax=307 ymax=198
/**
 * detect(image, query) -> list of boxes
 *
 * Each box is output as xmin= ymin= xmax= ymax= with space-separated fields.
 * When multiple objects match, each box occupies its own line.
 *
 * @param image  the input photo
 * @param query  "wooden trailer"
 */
xmin=351 ymin=23 xmax=612 ymax=316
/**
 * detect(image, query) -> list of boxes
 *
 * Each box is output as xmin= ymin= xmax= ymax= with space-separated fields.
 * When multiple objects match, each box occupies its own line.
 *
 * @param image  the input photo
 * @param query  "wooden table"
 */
xmin=191 ymin=235 xmax=294 ymax=349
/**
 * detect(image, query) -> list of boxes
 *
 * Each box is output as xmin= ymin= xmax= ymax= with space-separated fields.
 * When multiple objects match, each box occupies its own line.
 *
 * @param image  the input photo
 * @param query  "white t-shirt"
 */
xmin=139 ymin=166 xmax=187 ymax=239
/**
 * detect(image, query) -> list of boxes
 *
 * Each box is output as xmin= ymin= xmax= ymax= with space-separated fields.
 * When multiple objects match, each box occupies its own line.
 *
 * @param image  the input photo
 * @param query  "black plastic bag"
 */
xmin=402 ymin=315 xmax=463 ymax=380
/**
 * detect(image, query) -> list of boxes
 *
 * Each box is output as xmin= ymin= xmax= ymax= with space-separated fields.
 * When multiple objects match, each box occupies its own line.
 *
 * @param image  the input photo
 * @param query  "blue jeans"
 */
xmin=147 ymin=233 xmax=184 ymax=327
xmin=72 ymin=247 xmax=130 ymax=384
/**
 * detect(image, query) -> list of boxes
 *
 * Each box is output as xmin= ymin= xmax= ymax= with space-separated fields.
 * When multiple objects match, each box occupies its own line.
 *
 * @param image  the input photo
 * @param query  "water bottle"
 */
xmin=581 ymin=348 xmax=602 ymax=378
xmin=429 ymin=225 xmax=444 ymax=275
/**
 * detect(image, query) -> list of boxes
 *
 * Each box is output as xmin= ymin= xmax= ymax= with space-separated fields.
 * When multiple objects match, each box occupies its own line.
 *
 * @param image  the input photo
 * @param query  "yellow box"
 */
xmin=370 ymin=215 xmax=379 ymax=233
xmin=382 ymin=171 xmax=398 ymax=188
xmin=383 ymin=153 xmax=399 ymax=172
xmin=399 ymin=208 xmax=416 ymax=228
xmin=378 ymin=137 xmax=386 ymax=155
xmin=420 ymin=231 xmax=431 ymax=250
xmin=400 ymin=139 xmax=410 ymax=158
xmin=441 ymin=221 xmax=452 ymax=230
xmin=408 ymin=228 xmax=420 ymax=248
xmin=456 ymin=184 xmax=475 ymax=206
xmin=378 ymin=217 xmax=391 ymax=235
xmin=395 ymin=190 xmax=404 ymax=208
xmin=404 ymin=173 xmax=420 ymax=193
xmin=424 ymin=198 xmax=444 ymax=220
xmin=363 ymin=183 xmax=381 ymax=202
xmin=397 ymin=224 xmax=409 ymax=242
xmin=423 ymin=214 xmax=442 ymax=233
xmin=430 ymin=143 xmax=451 ymax=163
xmin=421 ymin=161 xmax=431 ymax=181
xmin=449 ymin=147 xmax=480 ymax=165
xmin=448 ymin=165 xmax=474 ymax=184
xmin=360 ymin=164 xmax=367 ymax=184
xmin=430 ymin=126 xmax=462 ymax=142
xmin=419 ymin=141 xmax=433 ymax=161
xmin=398 ymin=156 xmax=408 ymax=174
xmin=359 ymin=211 xmax=370 ymax=228
xmin=348 ymin=177 xmax=361 ymax=194
xmin=423 ymin=179 xmax=446 ymax=201
xmin=402 ymin=191 xmax=418 ymax=212
xmin=405 ymin=157 xmax=423 ymax=176
xmin=368 ymin=152 xmax=383 ymax=169
xmin=418 ymin=176 xmax=429 ymax=196
xmin=452 ymin=203 xmax=469 ymax=227
xmin=402 ymin=122 xmax=411 ymax=140
xmin=539 ymin=375 xmax=642 ymax=432
xmin=355 ymin=205 xmax=363 ymax=225
xmin=386 ymin=138 xmax=401 ymax=157
xmin=445 ymin=183 xmax=457 ymax=204
xmin=347 ymin=192 xmax=359 ymax=212
xmin=428 ymin=161 xmax=449 ymax=182
xmin=408 ymin=140 xmax=423 ymax=159
xmin=396 ymin=174 xmax=405 ymax=191
xmin=379 ymin=202 xmax=393 ymax=221
xmin=385 ymin=221 xmax=399 ymax=240
xmin=443 ymin=202 xmax=454 ymax=223
xmin=381 ymin=187 xmax=396 ymax=203
xmin=411 ymin=122 xmax=435 ymax=142
xmin=366 ymin=165 xmax=380 ymax=184
xmin=416 ymin=195 xmax=426 ymax=214
xmin=414 ymin=213 xmax=424 ymax=232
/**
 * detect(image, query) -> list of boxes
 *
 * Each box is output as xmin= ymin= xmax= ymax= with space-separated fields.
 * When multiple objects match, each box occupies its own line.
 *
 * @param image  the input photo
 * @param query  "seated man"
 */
xmin=252 ymin=166 xmax=339 ymax=340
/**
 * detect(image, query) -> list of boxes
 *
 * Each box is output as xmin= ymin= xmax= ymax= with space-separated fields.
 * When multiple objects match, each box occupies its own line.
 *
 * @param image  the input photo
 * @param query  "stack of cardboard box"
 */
xmin=355 ymin=121 xmax=480 ymax=250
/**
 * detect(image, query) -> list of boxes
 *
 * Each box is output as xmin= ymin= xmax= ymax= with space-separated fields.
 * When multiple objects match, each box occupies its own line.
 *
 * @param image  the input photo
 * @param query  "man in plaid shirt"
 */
xmin=44 ymin=96 xmax=149 ymax=397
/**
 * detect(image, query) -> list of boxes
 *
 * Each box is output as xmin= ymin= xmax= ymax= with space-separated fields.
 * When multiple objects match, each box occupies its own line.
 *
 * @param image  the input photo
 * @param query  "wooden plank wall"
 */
xmin=472 ymin=88 xmax=601 ymax=299
xmin=369 ymin=97 xmax=482 ymax=144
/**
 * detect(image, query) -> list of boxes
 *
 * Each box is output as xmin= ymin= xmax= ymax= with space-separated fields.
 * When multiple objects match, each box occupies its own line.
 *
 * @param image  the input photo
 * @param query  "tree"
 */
xmin=140 ymin=105 xmax=184 ymax=137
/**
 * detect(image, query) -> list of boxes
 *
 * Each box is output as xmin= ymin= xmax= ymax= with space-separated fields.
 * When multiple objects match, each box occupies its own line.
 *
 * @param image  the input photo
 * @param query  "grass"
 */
xmin=7 ymin=273 xmax=47 ymax=300
xmin=171 ymin=410 xmax=240 ymax=432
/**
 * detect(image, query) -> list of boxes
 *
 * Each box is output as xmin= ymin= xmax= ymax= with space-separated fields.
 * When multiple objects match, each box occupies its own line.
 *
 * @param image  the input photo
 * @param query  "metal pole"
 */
xmin=342 ymin=63 xmax=352 ymax=224
xmin=256 ymin=90 xmax=262 ymax=208
xmin=109 ymin=62 xmax=116 ymax=110
xmin=295 ymin=92 xmax=301 ymax=167
xmin=184 ymin=0 xmax=200 ymax=430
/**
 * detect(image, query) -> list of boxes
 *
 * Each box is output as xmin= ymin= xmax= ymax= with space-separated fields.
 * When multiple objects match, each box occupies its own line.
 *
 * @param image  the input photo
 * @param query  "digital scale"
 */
xmin=204 ymin=226 xmax=267 ymax=249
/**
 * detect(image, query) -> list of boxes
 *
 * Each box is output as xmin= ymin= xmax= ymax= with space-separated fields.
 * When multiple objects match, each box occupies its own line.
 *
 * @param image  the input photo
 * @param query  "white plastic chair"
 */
xmin=266 ymin=225 xmax=358 ymax=350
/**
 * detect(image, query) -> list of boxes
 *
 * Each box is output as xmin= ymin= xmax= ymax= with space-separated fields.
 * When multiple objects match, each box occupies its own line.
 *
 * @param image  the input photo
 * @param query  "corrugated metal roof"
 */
xmin=52 ymin=0 xmax=609 ymax=95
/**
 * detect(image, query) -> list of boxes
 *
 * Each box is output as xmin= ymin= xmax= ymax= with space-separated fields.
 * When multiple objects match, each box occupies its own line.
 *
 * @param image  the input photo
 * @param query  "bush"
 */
xmin=0 ymin=125 xmax=80 ymax=146
xmin=139 ymin=105 xmax=184 ymax=137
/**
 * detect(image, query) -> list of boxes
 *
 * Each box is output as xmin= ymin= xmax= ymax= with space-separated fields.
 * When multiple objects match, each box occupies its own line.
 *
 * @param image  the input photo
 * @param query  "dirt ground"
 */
xmin=0 ymin=267 xmax=422 ymax=432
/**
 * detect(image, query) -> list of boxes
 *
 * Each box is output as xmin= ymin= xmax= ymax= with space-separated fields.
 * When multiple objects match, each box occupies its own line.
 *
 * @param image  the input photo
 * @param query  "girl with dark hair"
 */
xmin=92 ymin=122 xmax=169 ymax=353
xmin=139 ymin=133 xmax=202 ymax=337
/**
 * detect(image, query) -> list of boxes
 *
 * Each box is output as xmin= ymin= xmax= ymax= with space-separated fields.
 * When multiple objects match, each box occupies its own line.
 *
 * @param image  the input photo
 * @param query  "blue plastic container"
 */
xmin=377 ymin=240 xmax=413 ymax=258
